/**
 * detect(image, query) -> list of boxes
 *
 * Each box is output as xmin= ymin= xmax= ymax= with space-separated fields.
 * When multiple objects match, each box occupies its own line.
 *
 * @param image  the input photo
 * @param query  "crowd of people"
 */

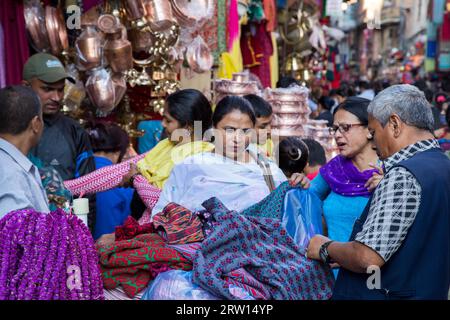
xmin=0 ymin=52 xmax=450 ymax=300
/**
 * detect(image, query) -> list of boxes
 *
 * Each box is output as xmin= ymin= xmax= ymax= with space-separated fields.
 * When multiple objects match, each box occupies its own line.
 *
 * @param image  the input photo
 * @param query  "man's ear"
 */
xmin=30 ymin=115 xmax=41 ymax=133
xmin=22 ymin=80 xmax=31 ymax=86
xmin=389 ymin=114 xmax=403 ymax=138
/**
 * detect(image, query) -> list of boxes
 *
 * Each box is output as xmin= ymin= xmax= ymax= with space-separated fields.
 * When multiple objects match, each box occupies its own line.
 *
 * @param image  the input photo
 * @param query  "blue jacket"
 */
xmin=93 ymin=157 xmax=134 ymax=240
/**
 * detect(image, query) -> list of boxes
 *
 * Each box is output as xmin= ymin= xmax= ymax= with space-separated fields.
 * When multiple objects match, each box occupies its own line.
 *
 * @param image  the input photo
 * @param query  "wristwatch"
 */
xmin=319 ymin=241 xmax=335 ymax=264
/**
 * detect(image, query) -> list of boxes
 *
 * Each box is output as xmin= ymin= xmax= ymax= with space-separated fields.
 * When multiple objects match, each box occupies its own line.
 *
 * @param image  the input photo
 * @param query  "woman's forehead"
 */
xmin=333 ymin=109 xmax=360 ymax=123
xmin=217 ymin=110 xmax=254 ymax=128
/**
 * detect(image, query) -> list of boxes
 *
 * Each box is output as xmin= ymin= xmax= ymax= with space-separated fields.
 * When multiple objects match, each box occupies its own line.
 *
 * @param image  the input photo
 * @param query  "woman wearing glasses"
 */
xmin=309 ymin=97 xmax=383 ymax=275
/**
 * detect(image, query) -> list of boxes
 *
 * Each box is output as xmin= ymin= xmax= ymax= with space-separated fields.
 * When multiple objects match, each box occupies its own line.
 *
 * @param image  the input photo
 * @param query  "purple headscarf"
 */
xmin=319 ymin=155 xmax=378 ymax=197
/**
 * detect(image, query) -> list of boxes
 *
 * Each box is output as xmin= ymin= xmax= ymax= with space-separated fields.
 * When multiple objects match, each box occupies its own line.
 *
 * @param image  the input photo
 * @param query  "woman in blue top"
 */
xmin=309 ymin=97 xmax=383 ymax=272
xmin=86 ymin=122 xmax=134 ymax=240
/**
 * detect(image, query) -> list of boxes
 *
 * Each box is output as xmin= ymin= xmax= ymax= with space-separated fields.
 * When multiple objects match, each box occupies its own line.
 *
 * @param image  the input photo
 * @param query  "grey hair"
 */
xmin=367 ymin=84 xmax=434 ymax=131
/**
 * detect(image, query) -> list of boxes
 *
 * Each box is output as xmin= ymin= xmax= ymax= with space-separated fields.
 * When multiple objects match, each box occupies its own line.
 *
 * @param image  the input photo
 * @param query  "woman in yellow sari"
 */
xmin=64 ymin=88 xmax=214 ymax=196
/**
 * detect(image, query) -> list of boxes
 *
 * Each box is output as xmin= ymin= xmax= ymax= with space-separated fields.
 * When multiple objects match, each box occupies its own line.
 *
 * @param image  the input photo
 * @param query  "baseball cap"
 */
xmin=23 ymin=53 xmax=75 ymax=84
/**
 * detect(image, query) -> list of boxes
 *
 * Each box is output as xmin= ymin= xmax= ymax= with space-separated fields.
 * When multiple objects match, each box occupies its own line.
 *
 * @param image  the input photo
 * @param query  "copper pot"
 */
xmin=124 ymin=0 xmax=147 ymax=21
xmin=144 ymin=0 xmax=176 ymax=32
xmin=24 ymin=2 xmax=50 ymax=52
xmin=111 ymin=73 xmax=127 ymax=107
xmin=86 ymin=68 xmax=115 ymax=113
xmin=128 ymin=27 xmax=155 ymax=52
xmin=171 ymin=0 xmax=211 ymax=27
xmin=186 ymin=37 xmax=213 ymax=73
xmin=75 ymin=26 xmax=104 ymax=70
xmin=45 ymin=6 xmax=68 ymax=55
xmin=104 ymin=32 xmax=134 ymax=73
xmin=97 ymin=14 xmax=120 ymax=34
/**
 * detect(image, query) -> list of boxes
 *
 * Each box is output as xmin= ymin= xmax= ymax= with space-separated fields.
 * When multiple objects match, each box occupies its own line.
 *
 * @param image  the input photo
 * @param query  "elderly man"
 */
xmin=0 ymin=86 xmax=49 ymax=217
xmin=307 ymin=84 xmax=450 ymax=300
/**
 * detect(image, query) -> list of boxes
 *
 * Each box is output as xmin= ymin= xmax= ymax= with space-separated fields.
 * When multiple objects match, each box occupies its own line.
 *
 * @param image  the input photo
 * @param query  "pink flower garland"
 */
xmin=0 ymin=209 xmax=104 ymax=300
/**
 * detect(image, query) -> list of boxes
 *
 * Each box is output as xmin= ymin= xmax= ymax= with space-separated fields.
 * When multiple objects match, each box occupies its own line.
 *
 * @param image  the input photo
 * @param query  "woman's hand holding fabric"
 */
xmin=364 ymin=163 xmax=384 ymax=192
xmin=288 ymin=173 xmax=311 ymax=189
xmin=120 ymin=163 xmax=139 ymax=187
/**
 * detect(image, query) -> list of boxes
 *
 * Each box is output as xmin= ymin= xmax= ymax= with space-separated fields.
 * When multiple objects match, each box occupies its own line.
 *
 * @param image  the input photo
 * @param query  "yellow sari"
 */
xmin=137 ymin=139 xmax=214 ymax=189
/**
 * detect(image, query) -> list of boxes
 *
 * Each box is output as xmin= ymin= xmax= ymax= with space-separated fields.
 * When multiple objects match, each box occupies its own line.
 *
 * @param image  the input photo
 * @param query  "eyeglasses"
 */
xmin=329 ymin=123 xmax=365 ymax=135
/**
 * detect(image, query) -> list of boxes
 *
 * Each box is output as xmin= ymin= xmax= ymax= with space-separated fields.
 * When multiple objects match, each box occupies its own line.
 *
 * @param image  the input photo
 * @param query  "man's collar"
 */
xmin=384 ymin=139 xmax=440 ymax=172
xmin=44 ymin=112 xmax=62 ymax=126
xmin=0 ymin=138 xmax=34 ymax=173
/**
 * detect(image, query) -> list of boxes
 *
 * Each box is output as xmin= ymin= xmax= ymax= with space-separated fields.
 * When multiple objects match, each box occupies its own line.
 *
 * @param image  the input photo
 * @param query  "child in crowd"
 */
xmin=86 ymin=122 xmax=134 ymax=240
xmin=302 ymin=139 xmax=327 ymax=180
xmin=275 ymin=137 xmax=309 ymax=178
xmin=243 ymin=94 xmax=274 ymax=158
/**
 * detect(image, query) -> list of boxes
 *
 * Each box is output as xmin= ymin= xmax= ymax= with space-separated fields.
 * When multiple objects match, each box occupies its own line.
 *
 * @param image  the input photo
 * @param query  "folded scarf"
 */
xmin=153 ymin=203 xmax=205 ymax=244
xmin=98 ymin=233 xmax=191 ymax=298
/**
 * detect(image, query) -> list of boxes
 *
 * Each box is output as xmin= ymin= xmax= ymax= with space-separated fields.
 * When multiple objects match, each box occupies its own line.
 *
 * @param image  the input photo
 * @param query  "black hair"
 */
xmin=243 ymin=94 xmax=273 ymax=118
xmin=318 ymin=96 xmax=334 ymax=111
xmin=333 ymin=96 xmax=371 ymax=126
xmin=334 ymin=84 xmax=355 ymax=98
xmin=0 ymin=85 xmax=41 ymax=135
xmin=424 ymin=88 xmax=434 ymax=104
xmin=276 ymin=137 xmax=309 ymax=178
xmin=86 ymin=122 xmax=130 ymax=163
xmin=302 ymin=139 xmax=326 ymax=166
xmin=212 ymin=96 xmax=256 ymax=127
xmin=358 ymin=80 xmax=371 ymax=90
xmin=276 ymin=76 xmax=299 ymax=88
xmin=166 ymin=89 xmax=213 ymax=136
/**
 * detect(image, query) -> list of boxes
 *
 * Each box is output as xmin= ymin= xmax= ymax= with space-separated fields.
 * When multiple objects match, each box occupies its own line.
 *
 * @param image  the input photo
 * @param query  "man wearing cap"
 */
xmin=22 ymin=53 xmax=95 ymax=181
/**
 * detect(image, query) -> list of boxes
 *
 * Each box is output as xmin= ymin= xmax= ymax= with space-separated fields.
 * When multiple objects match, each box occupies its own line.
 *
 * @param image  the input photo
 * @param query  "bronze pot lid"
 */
xmin=97 ymin=14 xmax=120 ymax=34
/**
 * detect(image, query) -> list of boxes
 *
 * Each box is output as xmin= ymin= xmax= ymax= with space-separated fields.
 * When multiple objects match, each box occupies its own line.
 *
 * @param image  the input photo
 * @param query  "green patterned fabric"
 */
xmin=240 ymin=181 xmax=293 ymax=219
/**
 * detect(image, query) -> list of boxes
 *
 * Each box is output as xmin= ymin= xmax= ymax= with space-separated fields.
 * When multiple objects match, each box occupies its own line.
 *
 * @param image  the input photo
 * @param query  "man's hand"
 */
xmin=306 ymin=234 xmax=331 ymax=260
xmin=289 ymin=172 xmax=310 ymax=189
xmin=96 ymin=232 xmax=115 ymax=247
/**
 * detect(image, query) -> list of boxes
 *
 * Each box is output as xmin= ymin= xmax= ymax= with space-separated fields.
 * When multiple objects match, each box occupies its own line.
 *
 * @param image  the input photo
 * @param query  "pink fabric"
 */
xmin=228 ymin=0 xmax=239 ymax=50
xmin=0 ymin=0 xmax=30 ymax=86
xmin=133 ymin=175 xmax=161 ymax=212
xmin=64 ymin=153 xmax=147 ymax=196
xmin=138 ymin=209 xmax=153 ymax=225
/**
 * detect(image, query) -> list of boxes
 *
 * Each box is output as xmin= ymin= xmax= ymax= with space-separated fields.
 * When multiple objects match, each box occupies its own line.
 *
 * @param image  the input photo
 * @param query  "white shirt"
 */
xmin=358 ymin=89 xmax=375 ymax=101
xmin=152 ymin=152 xmax=287 ymax=217
xmin=0 ymin=138 xmax=49 ymax=217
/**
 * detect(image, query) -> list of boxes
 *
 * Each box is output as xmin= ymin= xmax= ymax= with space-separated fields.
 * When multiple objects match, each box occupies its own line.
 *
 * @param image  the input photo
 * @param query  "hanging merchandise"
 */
xmin=218 ymin=0 xmax=243 ymax=79
xmin=75 ymin=22 xmax=104 ymax=71
xmin=240 ymin=21 xmax=273 ymax=88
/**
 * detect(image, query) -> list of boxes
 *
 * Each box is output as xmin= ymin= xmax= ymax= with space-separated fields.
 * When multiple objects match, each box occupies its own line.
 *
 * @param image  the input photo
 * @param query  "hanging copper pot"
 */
xmin=128 ymin=27 xmax=155 ymax=52
xmin=104 ymin=31 xmax=134 ymax=73
xmin=85 ymin=68 xmax=115 ymax=113
xmin=111 ymin=73 xmax=128 ymax=107
xmin=98 ymin=15 xmax=134 ymax=73
xmin=24 ymin=1 xmax=50 ymax=52
xmin=185 ymin=36 xmax=213 ymax=73
xmin=171 ymin=0 xmax=211 ymax=28
xmin=144 ymin=0 xmax=176 ymax=32
xmin=45 ymin=6 xmax=68 ymax=56
xmin=75 ymin=25 xmax=104 ymax=70
xmin=97 ymin=14 xmax=120 ymax=34
xmin=124 ymin=0 xmax=147 ymax=21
